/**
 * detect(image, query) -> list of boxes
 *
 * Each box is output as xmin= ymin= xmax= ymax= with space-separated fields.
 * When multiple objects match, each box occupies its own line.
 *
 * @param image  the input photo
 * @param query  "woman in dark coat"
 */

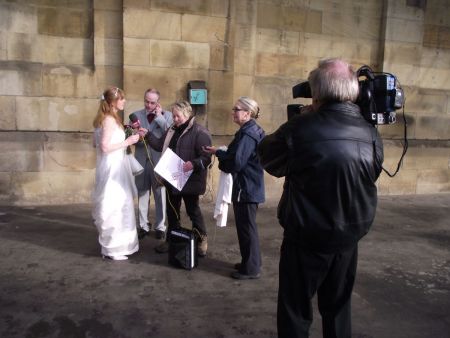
xmin=204 ymin=97 xmax=265 ymax=279
xmin=145 ymin=100 xmax=212 ymax=257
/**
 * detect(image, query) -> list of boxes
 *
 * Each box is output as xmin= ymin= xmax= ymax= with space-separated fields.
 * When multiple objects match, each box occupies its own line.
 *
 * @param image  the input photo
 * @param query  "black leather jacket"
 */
xmin=258 ymin=102 xmax=383 ymax=253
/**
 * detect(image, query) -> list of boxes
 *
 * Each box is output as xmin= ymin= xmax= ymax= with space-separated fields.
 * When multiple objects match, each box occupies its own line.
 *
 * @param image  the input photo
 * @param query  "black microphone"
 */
xmin=129 ymin=113 xmax=140 ymax=129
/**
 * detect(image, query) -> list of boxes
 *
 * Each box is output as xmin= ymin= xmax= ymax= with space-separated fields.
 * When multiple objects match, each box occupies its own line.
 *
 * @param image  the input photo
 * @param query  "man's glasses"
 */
xmin=232 ymin=107 xmax=246 ymax=112
xmin=145 ymin=101 xmax=158 ymax=105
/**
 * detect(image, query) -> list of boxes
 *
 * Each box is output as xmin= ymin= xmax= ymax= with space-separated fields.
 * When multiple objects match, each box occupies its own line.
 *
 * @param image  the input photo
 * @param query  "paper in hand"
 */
xmin=154 ymin=148 xmax=193 ymax=191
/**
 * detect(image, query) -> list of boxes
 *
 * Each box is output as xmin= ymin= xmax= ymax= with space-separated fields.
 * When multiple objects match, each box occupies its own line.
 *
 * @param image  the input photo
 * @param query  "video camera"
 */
xmin=287 ymin=65 xmax=405 ymax=125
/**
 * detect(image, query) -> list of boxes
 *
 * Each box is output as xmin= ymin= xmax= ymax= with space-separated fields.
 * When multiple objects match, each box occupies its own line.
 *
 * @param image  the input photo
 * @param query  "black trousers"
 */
xmin=166 ymin=191 xmax=206 ymax=240
xmin=233 ymin=202 xmax=261 ymax=275
xmin=277 ymin=240 xmax=358 ymax=338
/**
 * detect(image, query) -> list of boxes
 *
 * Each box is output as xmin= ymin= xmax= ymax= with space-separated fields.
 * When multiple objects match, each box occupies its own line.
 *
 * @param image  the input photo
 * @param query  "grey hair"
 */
xmin=171 ymin=100 xmax=193 ymax=118
xmin=236 ymin=96 xmax=260 ymax=119
xmin=308 ymin=58 xmax=359 ymax=103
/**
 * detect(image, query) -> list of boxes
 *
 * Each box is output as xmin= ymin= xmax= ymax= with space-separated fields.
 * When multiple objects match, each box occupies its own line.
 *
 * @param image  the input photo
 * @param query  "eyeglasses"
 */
xmin=232 ymin=107 xmax=246 ymax=112
xmin=145 ymin=100 xmax=158 ymax=105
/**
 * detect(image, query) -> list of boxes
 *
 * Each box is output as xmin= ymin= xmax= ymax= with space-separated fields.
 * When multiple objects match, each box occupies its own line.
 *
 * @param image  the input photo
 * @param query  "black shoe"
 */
xmin=155 ymin=230 xmax=165 ymax=240
xmin=234 ymin=263 xmax=242 ymax=270
xmin=137 ymin=228 xmax=149 ymax=240
xmin=230 ymin=271 xmax=260 ymax=280
xmin=154 ymin=241 xmax=169 ymax=253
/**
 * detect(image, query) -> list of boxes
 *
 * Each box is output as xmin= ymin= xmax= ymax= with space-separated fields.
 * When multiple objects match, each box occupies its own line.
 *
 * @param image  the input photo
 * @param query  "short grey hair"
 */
xmin=171 ymin=100 xmax=193 ymax=118
xmin=308 ymin=58 xmax=359 ymax=103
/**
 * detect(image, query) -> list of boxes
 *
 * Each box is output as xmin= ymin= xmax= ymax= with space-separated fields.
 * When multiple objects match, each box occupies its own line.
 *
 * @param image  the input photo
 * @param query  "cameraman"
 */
xmin=258 ymin=58 xmax=384 ymax=338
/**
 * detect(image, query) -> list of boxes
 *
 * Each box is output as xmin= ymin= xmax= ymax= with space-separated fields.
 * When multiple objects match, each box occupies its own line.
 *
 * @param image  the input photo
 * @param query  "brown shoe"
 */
xmin=197 ymin=235 xmax=207 ymax=257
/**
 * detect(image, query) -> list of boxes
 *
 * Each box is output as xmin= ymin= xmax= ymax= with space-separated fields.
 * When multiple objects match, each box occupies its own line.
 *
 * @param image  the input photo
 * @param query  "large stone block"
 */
xmin=43 ymin=132 xmax=96 ymax=171
xmin=383 ymin=42 xmax=422 ymax=66
xmin=255 ymin=52 xmax=280 ymax=77
xmin=0 ymin=3 xmax=37 ymax=34
xmin=415 ymin=115 xmax=450 ymax=139
xmin=0 ymin=61 xmax=42 ymax=96
xmin=234 ymin=49 xmax=255 ymax=75
xmin=405 ymin=88 xmax=449 ymax=115
xmin=16 ymin=97 xmax=98 ymax=132
xmin=417 ymin=169 xmax=450 ymax=193
xmin=94 ymin=0 xmax=123 ymax=11
xmin=378 ymin=168 xmax=418 ymax=195
xmin=124 ymin=38 xmax=150 ymax=66
xmin=322 ymin=11 xmax=380 ymax=40
xmin=94 ymin=9 xmax=123 ymax=39
xmin=94 ymin=38 xmax=122 ymax=66
xmin=232 ymin=74 xmax=255 ymax=101
xmin=210 ymin=43 xmax=232 ymax=71
xmin=0 ymin=96 xmax=16 ymax=130
xmin=279 ymin=54 xmax=309 ymax=79
xmin=385 ymin=17 xmax=424 ymax=44
xmin=151 ymin=0 xmax=229 ymax=17
xmin=181 ymin=14 xmax=227 ymax=43
xmin=38 ymin=7 xmax=93 ymax=38
xmin=94 ymin=65 xmax=123 ymax=95
xmin=418 ymin=67 xmax=450 ymax=90
xmin=0 ymin=31 xmax=6 ymax=60
xmin=423 ymin=25 xmax=450 ymax=49
xmin=42 ymin=65 xmax=96 ymax=98
xmin=402 ymin=144 xmax=450 ymax=170
xmin=150 ymin=40 xmax=210 ymax=69
xmin=420 ymin=47 xmax=450 ymax=68
xmin=10 ymin=170 xmax=95 ymax=205
xmin=208 ymin=70 xmax=234 ymax=103
xmin=254 ymin=76 xmax=291 ymax=105
xmin=256 ymin=28 xmax=299 ymax=55
xmin=257 ymin=3 xmax=322 ymax=33
xmin=124 ymin=66 xmax=208 ymax=102
xmin=235 ymin=24 xmax=257 ymax=50
xmin=208 ymin=106 xmax=235 ymax=135
xmin=0 ymin=131 xmax=44 ymax=172
xmin=124 ymin=8 xmax=181 ymax=40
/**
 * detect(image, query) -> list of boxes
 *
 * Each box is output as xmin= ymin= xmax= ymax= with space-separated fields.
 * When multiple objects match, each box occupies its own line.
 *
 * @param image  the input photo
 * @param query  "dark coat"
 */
xmin=216 ymin=119 xmax=265 ymax=203
xmin=147 ymin=117 xmax=212 ymax=195
xmin=258 ymin=102 xmax=384 ymax=253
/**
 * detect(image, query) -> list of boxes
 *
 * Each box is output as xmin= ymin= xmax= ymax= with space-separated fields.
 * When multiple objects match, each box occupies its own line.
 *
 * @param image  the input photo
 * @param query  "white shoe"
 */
xmin=103 ymin=255 xmax=128 ymax=261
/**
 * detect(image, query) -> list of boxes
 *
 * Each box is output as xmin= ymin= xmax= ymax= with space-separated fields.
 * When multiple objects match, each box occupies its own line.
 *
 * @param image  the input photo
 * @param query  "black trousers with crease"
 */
xmin=277 ymin=240 xmax=358 ymax=338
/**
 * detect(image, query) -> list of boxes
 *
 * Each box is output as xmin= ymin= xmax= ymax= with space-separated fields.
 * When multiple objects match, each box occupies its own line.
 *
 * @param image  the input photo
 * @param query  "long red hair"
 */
xmin=93 ymin=86 xmax=125 ymax=128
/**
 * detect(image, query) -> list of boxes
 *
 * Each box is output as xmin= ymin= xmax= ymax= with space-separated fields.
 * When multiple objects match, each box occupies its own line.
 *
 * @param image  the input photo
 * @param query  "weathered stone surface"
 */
xmin=0 ymin=61 xmax=42 ymax=96
xmin=42 ymin=65 xmax=96 ymax=98
xmin=417 ymin=169 xmax=450 ymax=193
xmin=94 ymin=9 xmax=123 ymax=39
xmin=322 ymin=12 xmax=379 ymax=40
xmin=423 ymin=25 xmax=450 ymax=49
xmin=256 ymin=28 xmax=299 ymax=55
xmin=150 ymin=40 xmax=210 ymax=69
xmin=37 ymin=7 xmax=93 ymax=38
xmin=124 ymin=38 xmax=150 ymax=66
xmin=150 ymin=0 xmax=229 ymax=17
xmin=0 ymin=132 xmax=44 ymax=172
xmin=16 ymin=97 xmax=98 ymax=132
xmin=0 ymin=96 xmax=16 ymax=130
xmin=234 ymin=49 xmax=255 ymax=75
xmin=124 ymin=8 xmax=181 ymax=40
xmin=94 ymin=38 xmax=123 ymax=66
xmin=0 ymin=3 xmax=37 ymax=34
xmin=181 ymin=14 xmax=227 ymax=43
xmin=94 ymin=0 xmax=123 ymax=11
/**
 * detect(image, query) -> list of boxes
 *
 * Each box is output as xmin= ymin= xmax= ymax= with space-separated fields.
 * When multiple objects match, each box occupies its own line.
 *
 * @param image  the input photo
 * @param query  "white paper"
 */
xmin=154 ymin=148 xmax=193 ymax=191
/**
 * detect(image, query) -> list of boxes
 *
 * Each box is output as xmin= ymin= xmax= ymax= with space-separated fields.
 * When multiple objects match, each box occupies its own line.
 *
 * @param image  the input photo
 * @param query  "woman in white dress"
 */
xmin=92 ymin=86 xmax=140 ymax=260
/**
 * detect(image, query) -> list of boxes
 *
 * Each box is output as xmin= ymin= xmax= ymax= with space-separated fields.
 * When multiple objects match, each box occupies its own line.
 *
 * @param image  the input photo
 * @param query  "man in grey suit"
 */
xmin=131 ymin=88 xmax=173 ymax=240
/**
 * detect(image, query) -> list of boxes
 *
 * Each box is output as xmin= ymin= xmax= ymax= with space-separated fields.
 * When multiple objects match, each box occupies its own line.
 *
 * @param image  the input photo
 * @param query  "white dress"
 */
xmin=92 ymin=118 xmax=139 ymax=257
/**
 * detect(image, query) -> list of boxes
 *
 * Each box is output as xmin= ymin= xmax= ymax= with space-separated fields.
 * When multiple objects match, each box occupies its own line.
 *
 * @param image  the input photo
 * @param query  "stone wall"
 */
xmin=0 ymin=0 xmax=449 ymax=205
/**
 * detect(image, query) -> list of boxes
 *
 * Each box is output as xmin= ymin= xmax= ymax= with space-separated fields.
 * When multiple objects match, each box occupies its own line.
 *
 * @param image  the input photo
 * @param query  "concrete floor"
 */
xmin=0 ymin=193 xmax=449 ymax=338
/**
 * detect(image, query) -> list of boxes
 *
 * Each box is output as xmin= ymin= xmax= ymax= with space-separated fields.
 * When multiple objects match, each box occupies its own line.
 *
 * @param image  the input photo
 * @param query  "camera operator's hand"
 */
xmin=126 ymin=134 xmax=140 ymax=146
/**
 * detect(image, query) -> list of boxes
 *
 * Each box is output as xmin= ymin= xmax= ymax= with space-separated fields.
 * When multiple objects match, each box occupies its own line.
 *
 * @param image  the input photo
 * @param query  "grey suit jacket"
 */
xmin=130 ymin=108 xmax=173 ymax=190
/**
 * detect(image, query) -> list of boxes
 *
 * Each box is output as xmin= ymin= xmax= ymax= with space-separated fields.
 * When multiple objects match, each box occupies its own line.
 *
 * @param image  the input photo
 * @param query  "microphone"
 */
xmin=129 ymin=113 xmax=141 ymax=129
